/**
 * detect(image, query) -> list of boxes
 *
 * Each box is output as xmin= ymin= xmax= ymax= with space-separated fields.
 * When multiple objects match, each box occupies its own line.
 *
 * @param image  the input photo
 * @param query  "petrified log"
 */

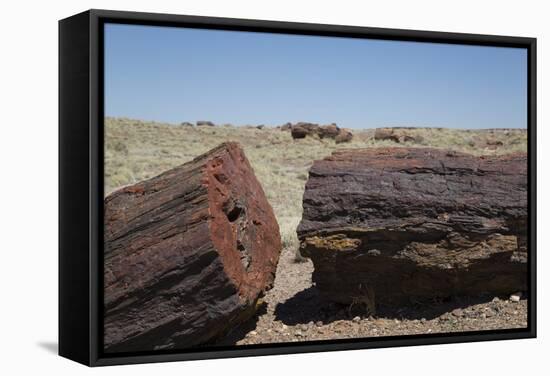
xmin=289 ymin=122 xmax=353 ymax=142
xmin=374 ymin=127 xmax=423 ymax=143
xmin=104 ymin=142 xmax=281 ymax=352
xmin=291 ymin=122 xmax=318 ymax=139
xmin=196 ymin=120 xmax=215 ymax=126
xmin=374 ymin=127 xmax=399 ymax=142
xmin=335 ymin=128 xmax=353 ymax=144
xmin=298 ymin=147 xmax=527 ymax=308
xmin=318 ymin=124 xmax=340 ymax=139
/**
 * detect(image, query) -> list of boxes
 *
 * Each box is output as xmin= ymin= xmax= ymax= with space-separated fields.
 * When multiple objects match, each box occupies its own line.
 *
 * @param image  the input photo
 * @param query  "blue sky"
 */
xmin=104 ymin=23 xmax=527 ymax=129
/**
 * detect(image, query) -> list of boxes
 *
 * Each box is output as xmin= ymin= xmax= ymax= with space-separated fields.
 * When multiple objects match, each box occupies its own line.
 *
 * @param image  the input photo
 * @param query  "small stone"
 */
xmin=299 ymin=324 xmax=308 ymax=331
xmin=281 ymin=324 xmax=288 ymax=330
xmin=250 ymin=330 xmax=257 ymax=336
xmin=492 ymin=297 xmax=500 ymax=303
xmin=420 ymin=318 xmax=427 ymax=323
xmin=367 ymin=249 xmax=381 ymax=256
xmin=295 ymin=330 xmax=303 ymax=337
xmin=451 ymin=308 xmax=463 ymax=317
xmin=485 ymin=309 xmax=495 ymax=318
xmin=510 ymin=292 xmax=521 ymax=302
xmin=394 ymin=319 xmax=400 ymax=324
xmin=315 ymin=321 xmax=323 ymax=327
xmin=353 ymin=316 xmax=361 ymax=323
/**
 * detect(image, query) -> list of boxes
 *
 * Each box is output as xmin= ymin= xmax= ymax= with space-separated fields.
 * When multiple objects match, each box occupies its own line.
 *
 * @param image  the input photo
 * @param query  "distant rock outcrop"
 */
xmin=104 ymin=142 xmax=281 ymax=352
xmin=318 ymin=124 xmax=340 ymax=139
xmin=197 ymin=120 xmax=215 ymax=127
xmin=374 ymin=127 xmax=423 ymax=143
xmin=279 ymin=122 xmax=292 ymax=131
xmin=486 ymin=138 xmax=504 ymax=147
xmin=290 ymin=123 xmax=311 ymax=139
xmin=298 ymin=147 xmax=527 ymax=309
xmin=335 ymin=128 xmax=353 ymax=144
xmin=286 ymin=122 xmax=353 ymax=143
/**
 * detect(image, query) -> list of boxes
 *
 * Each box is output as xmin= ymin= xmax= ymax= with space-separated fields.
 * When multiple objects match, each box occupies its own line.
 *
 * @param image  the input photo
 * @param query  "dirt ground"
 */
xmin=219 ymin=247 xmax=528 ymax=346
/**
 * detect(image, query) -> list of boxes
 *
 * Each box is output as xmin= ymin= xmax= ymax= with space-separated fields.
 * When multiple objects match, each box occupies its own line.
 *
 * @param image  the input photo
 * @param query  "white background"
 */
xmin=0 ymin=0 xmax=547 ymax=374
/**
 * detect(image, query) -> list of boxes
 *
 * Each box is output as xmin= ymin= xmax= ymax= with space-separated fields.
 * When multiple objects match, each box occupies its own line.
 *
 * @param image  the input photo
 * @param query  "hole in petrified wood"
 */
xmin=223 ymin=198 xmax=245 ymax=223
xmin=226 ymin=205 xmax=243 ymax=222
xmin=238 ymin=240 xmax=251 ymax=270
xmin=223 ymin=199 xmax=251 ymax=271
xmin=213 ymin=172 xmax=228 ymax=184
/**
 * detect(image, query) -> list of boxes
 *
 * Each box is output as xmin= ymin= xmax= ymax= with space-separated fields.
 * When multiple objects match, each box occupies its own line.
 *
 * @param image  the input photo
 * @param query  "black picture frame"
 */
xmin=59 ymin=9 xmax=537 ymax=367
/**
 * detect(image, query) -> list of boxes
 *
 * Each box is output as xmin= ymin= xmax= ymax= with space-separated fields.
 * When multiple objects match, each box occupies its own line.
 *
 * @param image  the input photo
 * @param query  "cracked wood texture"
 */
xmin=298 ymin=147 xmax=527 ymax=307
xmin=103 ymin=142 xmax=281 ymax=352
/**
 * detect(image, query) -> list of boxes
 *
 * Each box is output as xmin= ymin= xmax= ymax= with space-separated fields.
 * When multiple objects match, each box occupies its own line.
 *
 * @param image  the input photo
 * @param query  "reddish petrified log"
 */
xmin=104 ymin=142 xmax=281 ymax=352
xmin=298 ymin=148 xmax=527 ymax=309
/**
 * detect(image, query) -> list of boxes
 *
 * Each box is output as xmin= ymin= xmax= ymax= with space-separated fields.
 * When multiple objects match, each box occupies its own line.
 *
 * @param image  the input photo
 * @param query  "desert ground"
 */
xmin=104 ymin=117 xmax=528 ymax=345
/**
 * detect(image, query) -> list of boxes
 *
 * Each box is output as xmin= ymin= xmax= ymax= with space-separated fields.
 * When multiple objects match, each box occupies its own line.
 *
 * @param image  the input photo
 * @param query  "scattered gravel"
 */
xmin=218 ymin=247 xmax=528 ymax=346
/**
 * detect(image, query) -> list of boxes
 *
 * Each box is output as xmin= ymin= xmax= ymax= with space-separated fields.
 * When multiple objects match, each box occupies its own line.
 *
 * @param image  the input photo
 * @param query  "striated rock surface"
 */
xmin=298 ymin=147 xmax=527 ymax=309
xmin=104 ymin=142 xmax=281 ymax=353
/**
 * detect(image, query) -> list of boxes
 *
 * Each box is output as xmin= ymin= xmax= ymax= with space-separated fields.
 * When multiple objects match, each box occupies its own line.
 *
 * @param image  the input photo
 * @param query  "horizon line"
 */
xmin=104 ymin=116 xmax=527 ymax=131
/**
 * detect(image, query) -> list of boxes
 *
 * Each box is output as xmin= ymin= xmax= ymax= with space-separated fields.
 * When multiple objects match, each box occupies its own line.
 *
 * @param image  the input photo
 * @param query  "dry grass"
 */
xmin=105 ymin=117 xmax=527 ymax=261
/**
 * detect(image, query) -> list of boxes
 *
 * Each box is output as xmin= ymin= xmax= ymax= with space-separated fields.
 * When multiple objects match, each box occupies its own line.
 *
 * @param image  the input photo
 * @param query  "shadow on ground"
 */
xmin=274 ymin=286 xmax=505 ymax=325
xmin=273 ymin=286 xmax=333 ymax=325
xmin=214 ymin=302 xmax=268 ymax=346
xmin=37 ymin=342 xmax=58 ymax=354
xmin=375 ymin=294 xmax=505 ymax=320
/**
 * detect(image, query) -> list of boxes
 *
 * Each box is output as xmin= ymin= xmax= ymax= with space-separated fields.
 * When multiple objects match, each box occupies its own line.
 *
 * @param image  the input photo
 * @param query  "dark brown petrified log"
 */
xmin=298 ymin=147 xmax=527 ymax=309
xmin=104 ymin=142 xmax=281 ymax=352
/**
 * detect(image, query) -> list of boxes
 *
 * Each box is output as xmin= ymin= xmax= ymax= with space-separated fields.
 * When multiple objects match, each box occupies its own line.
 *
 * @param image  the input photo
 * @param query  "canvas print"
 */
xmin=102 ymin=23 xmax=528 ymax=353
